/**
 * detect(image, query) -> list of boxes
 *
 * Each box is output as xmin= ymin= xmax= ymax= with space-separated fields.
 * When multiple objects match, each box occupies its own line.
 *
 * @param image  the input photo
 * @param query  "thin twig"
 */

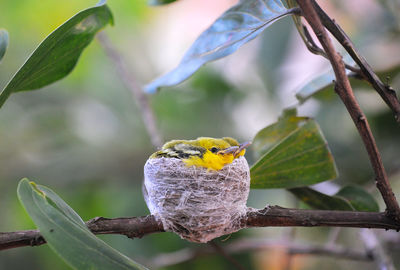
xmin=326 ymin=227 xmax=342 ymax=247
xmin=311 ymin=1 xmax=400 ymax=124
xmin=229 ymin=239 xmax=371 ymax=261
xmin=209 ymin=240 xmax=247 ymax=270
xmin=299 ymin=24 xmax=362 ymax=74
xmin=97 ymin=32 xmax=163 ymax=148
xmin=2 ymin=206 xmax=400 ymax=251
xmin=295 ymin=0 xmax=400 ymax=222
xmin=149 ymin=238 xmax=373 ymax=268
xmin=360 ymin=229 xmax=396 ymax=270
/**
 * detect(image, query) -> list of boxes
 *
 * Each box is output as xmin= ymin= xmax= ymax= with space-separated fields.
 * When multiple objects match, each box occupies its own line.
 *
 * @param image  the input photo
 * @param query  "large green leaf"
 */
xmin=145 ymin=0 xmax=298 ymax=93
xmin=0 ymin=2 xmax=113 ymax=108
xmin=0 ymin=29 xmax=8 ymax=62
xmin=37 ymin=184 xmax=86 ymax=227
xmin=252 ymin=108 xmax=308 ymax=159
xmin=289 ymin=185 xmax=379 ymax=212
xmin=250 ymin=110 xmax=338 ymax=189
xmin=17 ymin=179 xmax=147 ymax=270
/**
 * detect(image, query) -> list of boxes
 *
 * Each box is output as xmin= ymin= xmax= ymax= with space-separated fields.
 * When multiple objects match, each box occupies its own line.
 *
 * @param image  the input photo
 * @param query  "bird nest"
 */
xmin=143 ymin=156 xmax=250 ymax=243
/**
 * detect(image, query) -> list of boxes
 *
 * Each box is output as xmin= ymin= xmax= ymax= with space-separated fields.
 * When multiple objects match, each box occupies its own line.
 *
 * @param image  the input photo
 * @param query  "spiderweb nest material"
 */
xmin=143 ymin=156 xmax=250 ymax=243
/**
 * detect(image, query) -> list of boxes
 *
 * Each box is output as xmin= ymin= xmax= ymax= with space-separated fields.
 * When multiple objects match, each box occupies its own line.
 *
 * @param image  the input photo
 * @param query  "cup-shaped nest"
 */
xmin=143 ymin=156 xmax=250 ymax=243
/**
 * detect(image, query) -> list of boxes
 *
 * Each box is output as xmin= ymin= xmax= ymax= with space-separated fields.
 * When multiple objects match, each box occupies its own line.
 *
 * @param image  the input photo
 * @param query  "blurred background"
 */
xmin=0 ymin=0 xmax=400 ymax=269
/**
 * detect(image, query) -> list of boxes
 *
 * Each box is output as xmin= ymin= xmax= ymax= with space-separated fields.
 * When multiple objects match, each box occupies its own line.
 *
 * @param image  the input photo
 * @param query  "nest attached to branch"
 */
xmin=143 ymin=156 xmax=250 ymax=243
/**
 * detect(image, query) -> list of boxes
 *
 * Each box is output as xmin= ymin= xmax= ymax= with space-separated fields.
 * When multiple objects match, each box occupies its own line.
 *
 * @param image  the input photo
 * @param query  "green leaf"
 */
xmin=252 ymin=108 xmax=308 ymax=159
xmin=37 ymin=184 xmax=86 ymax=227
xmin=0 ymin=2 xmax=113 ymax=108
xmin=250 ymin=110 xmax=338 ymax=189
xmin=295 ymin=70 xmax=337 ymax=104
xmin=289 ymin=185 xmax=379 ymax=212
xmin=336 ymin=185 xmax=379 ymax=212
xmin=0 ymin=29 xmax=9 ymax=62
xmin=148 ymin=0 xmax=178 ymax=5
xmin=17 ymin=179 xmax=147 ymax=270
xmin=145 ymin=0 xmax=297 ymax=93
xmin=289 ymin=187 xmax=353 ymax=211
xmin=296 ymin=63 xmax=400 ymax=103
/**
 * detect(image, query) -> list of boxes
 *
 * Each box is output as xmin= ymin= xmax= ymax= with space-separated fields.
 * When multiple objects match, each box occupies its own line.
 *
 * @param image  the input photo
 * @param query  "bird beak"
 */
xmin=218 ymin=141 xmax=251 ymax=157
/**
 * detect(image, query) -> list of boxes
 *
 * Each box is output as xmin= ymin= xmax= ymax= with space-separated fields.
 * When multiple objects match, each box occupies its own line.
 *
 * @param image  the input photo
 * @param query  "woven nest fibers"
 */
xmin=143 ymin=156 xmax=250 ymax=243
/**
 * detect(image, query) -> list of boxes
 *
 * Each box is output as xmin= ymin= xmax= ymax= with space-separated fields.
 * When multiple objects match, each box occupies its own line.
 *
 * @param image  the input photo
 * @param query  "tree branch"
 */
xmin=97 ymin=32 xmax=163 ymax=148
xmin=311 ymin=1 xmax=400 ymax=124
xmin=148 ymin=238 xmax=373 ymax=268
xmin=1 ymin=206 xmax=400 ymax=251
xmin=295 ymin=0 xmax=400 ymax=222
xmin=245 ymin=206 xmax=399 ymax=229
xmin=299 ymin=24 xmax=362 ymax=74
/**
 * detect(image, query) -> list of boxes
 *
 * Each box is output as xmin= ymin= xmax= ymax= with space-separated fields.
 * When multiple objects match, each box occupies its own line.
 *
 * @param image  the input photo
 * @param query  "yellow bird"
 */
xmin=144 ymin=137 xmax=251 ymax=242
xmin=150 ymin=137 xmax=251 ymax=171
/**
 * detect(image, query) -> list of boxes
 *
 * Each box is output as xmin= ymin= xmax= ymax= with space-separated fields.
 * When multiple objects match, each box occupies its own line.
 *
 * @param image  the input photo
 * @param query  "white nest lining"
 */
xmin=143 ymin=156 xmax=250 ymax=243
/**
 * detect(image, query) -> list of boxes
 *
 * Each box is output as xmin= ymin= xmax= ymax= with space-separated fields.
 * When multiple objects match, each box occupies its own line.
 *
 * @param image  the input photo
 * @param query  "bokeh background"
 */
xmin=1 ymin=0 xmax=400 ymax=269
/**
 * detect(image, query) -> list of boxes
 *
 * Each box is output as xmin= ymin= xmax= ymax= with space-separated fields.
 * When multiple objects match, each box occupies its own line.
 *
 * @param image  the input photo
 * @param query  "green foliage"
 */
xmin=250 ymin=109 xmax=338 ymax=189
xmin=0 ymin=29 xmax=8 ymax=62
xmin=336 ymin=185 xmax=379 ymax=212
xmin=252 ymin=108 xmax=308 ymax=159
xmin=145 ymin=0 xmax=295 ymax=93
xmin=296 ymin=63 xmax=400 ymax=103
xmin=289 ymin=187 xmax=353 ymax=210
xmin=17 ymin=179 xmax=147 ymax=270
xmin=290 ymin=185 xmax=379 ymax=212
xmin=295 ymin=70 xmax=339 ymax=103
xmin=0 ymin=2 xmax=113 ymax=108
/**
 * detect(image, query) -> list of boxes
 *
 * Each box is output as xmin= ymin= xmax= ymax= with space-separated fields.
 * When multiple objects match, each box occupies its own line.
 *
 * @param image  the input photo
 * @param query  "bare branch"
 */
xmin=0 ymin=215 xmax=164 ymax=251
xmin=86 ymin=215 xmax=164 ymax=238
xmin=0 ymin=229 xmax=45 ymax=251
xmin=149 ymin=238 xmax=373 ymax=268
xmin=311 ymin=1 xmax=400 ymax=124
xmin=360 ymin=229 xmax=396 ymax=270
xmin=287 ymin=243 xmax=372 ymax=261
xmin=295 ymin=0 xmax=400 ymax=222
xmin=245 ymin=206 xmax=399 ymax=229
xmin=97 ymin=32 xmax=163 ymax=148
xmin=299 ymin=24 xmax=362 ymax=74
xmin=1 ymin=206 xmax=400 ymax=251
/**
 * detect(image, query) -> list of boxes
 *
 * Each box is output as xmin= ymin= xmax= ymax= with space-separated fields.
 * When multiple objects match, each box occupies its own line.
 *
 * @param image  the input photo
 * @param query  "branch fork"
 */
xmin=296 ymin=0 xmax=400 ymax=223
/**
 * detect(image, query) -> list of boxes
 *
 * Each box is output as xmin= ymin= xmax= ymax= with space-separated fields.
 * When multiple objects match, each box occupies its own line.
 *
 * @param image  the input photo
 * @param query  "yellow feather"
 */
xmin=184 ymin=151 xmax=236 ymax=171
xmin=151 ymin=137 xmax=246 ymax=170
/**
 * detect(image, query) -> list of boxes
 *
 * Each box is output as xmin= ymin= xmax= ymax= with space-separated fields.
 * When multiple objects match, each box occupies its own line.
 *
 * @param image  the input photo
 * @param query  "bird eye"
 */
xmin=210 ymin=147 xmax=219 ymax=153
